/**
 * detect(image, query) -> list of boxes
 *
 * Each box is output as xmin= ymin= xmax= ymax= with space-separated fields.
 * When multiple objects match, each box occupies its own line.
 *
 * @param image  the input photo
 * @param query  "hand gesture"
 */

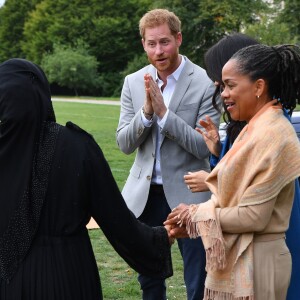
xmin=144 ymin=73 xmax=167 ymax=119
xmin=164 ymin=204 xmax=190 ymax=238
xmin=184 ymin=170 xmax=209 ymax=192
xmin=143 ymin=74 xmax=154 ymax=117
xmin=196 ymin=115 xmax=221 ymax=157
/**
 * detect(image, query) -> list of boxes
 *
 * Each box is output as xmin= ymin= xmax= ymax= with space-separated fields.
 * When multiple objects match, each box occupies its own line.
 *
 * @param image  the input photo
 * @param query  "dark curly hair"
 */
xmin=204 ymin=33 xmax=259 ymax=144
xmin=231 ymin=44 xmax=300 ymax=116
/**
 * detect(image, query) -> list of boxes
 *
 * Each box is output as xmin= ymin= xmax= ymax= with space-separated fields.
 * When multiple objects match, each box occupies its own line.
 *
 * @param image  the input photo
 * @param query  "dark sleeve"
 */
xmin=85 ymin=137 xmax=173 ymax=279
xmin=210 ymin=136 xmax=231 ymax=169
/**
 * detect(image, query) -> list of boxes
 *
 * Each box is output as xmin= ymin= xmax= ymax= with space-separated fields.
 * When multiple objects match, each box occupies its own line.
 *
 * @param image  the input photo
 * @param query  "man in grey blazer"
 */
xmin=117 ymin=8 xmax=220 ymax=300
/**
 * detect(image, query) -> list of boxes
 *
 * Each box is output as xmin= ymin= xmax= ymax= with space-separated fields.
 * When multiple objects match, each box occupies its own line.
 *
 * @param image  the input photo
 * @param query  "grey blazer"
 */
xmin=117 ymin=57 xmax=220 ymax=217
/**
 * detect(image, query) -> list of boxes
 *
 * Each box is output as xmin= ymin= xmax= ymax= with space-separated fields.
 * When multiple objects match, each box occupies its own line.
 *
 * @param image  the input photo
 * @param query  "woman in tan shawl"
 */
xmin=165 ymin=44 xmax=300 ymax=300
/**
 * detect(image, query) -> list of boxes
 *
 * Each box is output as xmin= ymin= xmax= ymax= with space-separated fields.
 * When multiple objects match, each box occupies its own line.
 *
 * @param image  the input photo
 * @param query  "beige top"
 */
xmin=183 ymin=102 xmax=300 ymax=299
xmin=217 ymin=181 xmax=295 ymax=236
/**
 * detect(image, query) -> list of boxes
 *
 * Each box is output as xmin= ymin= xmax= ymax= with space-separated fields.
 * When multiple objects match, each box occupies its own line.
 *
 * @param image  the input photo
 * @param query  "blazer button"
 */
xmin=146 ymin=175 xmax=151 ymax=181
xmin=137 ymin=127 xmax=143 ymax=135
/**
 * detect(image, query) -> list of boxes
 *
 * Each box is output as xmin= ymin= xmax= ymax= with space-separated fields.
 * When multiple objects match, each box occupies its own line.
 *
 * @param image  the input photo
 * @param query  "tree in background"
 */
xmin=245 ymin=15 xmax=298 ymax=45
xmin=114 ymin=53 xmax=149 ymax=96
xmin=21 ymin=0 xmax=153 ymax=96
xmin=152 ymin=0 xmax=269 ymax=66
xmin=116 ymin=0 xmax=270 ymax=94
xmin=242 ymin=0 xmax=299 ymax=45
xmin=0 ymin=0 xmax=298 ymax=96
xmin=0 ymin=0 xmax=41 ymax=62
xmin=278 ymin=0 xmax=300 ymax=44
xmin=42 ymin=42 xmax=100 ymax=96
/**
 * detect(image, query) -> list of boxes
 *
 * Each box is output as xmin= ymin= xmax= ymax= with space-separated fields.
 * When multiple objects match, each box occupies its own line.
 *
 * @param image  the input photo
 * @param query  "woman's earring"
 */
xmin=256 ymin=95 xmax=260 ymax=99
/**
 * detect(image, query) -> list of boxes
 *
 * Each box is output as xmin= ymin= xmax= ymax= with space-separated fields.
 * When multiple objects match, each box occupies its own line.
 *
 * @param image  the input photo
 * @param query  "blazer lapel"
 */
xmin=168 ymin=57 xmax=194 ymax=113
xmin=160 ymin=57 xmax=194 ymax=145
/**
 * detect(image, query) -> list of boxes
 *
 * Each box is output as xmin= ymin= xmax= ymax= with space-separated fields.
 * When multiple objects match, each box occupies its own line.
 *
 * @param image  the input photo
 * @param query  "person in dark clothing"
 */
xmin=0 ymin=58 xmax=172 ymax=299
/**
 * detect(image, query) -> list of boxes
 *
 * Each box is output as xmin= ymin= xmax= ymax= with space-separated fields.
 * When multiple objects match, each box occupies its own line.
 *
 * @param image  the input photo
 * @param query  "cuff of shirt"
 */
xmin=141 ymin=109 xmax=153 ymax=127
xmin=157 ymin=109 xmax=169 ymax=128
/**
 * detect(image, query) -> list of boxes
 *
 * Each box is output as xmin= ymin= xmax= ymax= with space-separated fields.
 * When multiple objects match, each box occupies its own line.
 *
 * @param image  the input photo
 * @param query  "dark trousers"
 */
xmin=138 ymin=185 xmax=206 ymax=300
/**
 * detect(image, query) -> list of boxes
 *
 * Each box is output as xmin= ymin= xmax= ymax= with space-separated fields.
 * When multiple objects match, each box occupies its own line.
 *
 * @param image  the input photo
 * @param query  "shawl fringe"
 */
xmin=204 ymin=288 xmax=254 ymax=300
xmin=181 ymin=103 xmax=300 ymax=300
xmin=184 ymin=209 xmax=226 ymax=271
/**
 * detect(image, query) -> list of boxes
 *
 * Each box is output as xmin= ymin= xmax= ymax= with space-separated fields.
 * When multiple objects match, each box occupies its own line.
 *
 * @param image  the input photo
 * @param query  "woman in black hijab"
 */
xmin=0 ymin=58 xmax=172 ymax=299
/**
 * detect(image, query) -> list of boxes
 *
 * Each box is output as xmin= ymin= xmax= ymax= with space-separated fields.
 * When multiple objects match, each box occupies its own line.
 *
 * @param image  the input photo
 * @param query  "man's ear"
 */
xmin=176 ymin=32 xmax=182 ymax=47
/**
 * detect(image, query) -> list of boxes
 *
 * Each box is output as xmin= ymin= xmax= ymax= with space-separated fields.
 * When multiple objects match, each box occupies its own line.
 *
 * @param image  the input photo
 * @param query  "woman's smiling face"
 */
xmin=221 ymin=59 xmax=266 ymax=123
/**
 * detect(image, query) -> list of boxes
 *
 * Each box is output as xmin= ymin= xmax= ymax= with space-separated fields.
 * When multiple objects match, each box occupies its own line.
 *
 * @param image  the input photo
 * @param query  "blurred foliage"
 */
xmin=277 ymin=0 xmax=300 ymax=44
xmin=245 ymin=16 xmax=298 ymax=46
xmin=112 ymin=53 xmax=149 ymax=97
xmin=0 ymin=0 xmax=42 ymax=61
xmin=42 ymin=42 xmax=100 ymax=96
xmin=0 ymin=0 xmax=299 ymax=96
xmin=152 ymin=0 xmax=269 ymax=66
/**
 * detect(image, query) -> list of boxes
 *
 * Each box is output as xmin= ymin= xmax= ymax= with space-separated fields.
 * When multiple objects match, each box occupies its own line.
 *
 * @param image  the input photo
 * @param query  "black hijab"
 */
xmin=0 ymin=59 xmax=60 ymax=281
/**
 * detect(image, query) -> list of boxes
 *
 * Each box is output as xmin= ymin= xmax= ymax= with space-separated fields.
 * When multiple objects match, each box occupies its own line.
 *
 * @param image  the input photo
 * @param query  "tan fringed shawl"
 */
xmin=184 ymin=101 xmax=300 ymax=299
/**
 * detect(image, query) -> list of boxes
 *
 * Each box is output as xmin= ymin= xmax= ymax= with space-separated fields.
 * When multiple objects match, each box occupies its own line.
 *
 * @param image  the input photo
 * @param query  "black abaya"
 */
xmin=0 ymin=59 xmax=172 ymax=299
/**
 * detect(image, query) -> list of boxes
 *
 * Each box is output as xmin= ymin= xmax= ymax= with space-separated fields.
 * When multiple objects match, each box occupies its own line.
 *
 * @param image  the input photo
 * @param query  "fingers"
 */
xmin=187 ymin=185 xmax=198 ymax=193
xmin=170 ymin=227 xmax=189 ymax=239
xmin=205 ymin=115 xmax=213 ymax=123
xmin=150 ymin=84 xmax=161 ymax=102
xmin=144 ymin=73 xmax=150 ymax=91
xmin=199 ymin=115 xmax=217 ymax=130
xmin=165 ymin=205 xmax=185 ymax=223
xmin=185 ymin=180 xmax=193 ymax=191
xmin=144 ymin=74 xmax=160 ymax=101
xmin=199 ymin=119 xmax=209 ymax=128
xmin=185 ymin=183 xmax=193 ymax=191
xmin=184 ymin=173 xmax=193 ymax=184
xmin=165 ymin=226 xmax=188 ymax=241
xmin=196 ymin=126 xmax=211 ymax=141
xmin=164 ymin=221 xmax=189 ymax=239
xmin=196 ymin=128 xmax=203 ymax=134
xmin=184 ymin=172 xmax=196 ymax=185
xmin=195 ymin=128 xmax=210 ymax=144
xmin=164 ymin=215 xmax=178 ymax=224
xmin=144 ymin=74 xmax=151 ymax=102
xmin=190 ymin=187 xmax=200 ymax=193
xmin=144 ymin=74 xmax=158 ymax=97
xmin=166 ymin=212 xmax=179 ymax=222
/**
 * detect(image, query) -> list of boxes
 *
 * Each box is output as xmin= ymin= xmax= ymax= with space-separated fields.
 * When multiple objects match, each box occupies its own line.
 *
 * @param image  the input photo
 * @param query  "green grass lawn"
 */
xmin=53 ymin=101 xmax=187 ymax=300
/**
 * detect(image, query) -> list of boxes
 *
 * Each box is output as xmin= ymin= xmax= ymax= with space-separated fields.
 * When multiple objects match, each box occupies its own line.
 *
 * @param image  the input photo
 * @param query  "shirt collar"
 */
xmin=155 ymin=55 xmax=186 ymax=82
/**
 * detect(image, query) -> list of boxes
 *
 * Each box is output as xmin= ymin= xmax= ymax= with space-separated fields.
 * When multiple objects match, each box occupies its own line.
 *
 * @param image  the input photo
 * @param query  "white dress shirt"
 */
xmin=141 ymin=56 xmax=186 ymax=184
